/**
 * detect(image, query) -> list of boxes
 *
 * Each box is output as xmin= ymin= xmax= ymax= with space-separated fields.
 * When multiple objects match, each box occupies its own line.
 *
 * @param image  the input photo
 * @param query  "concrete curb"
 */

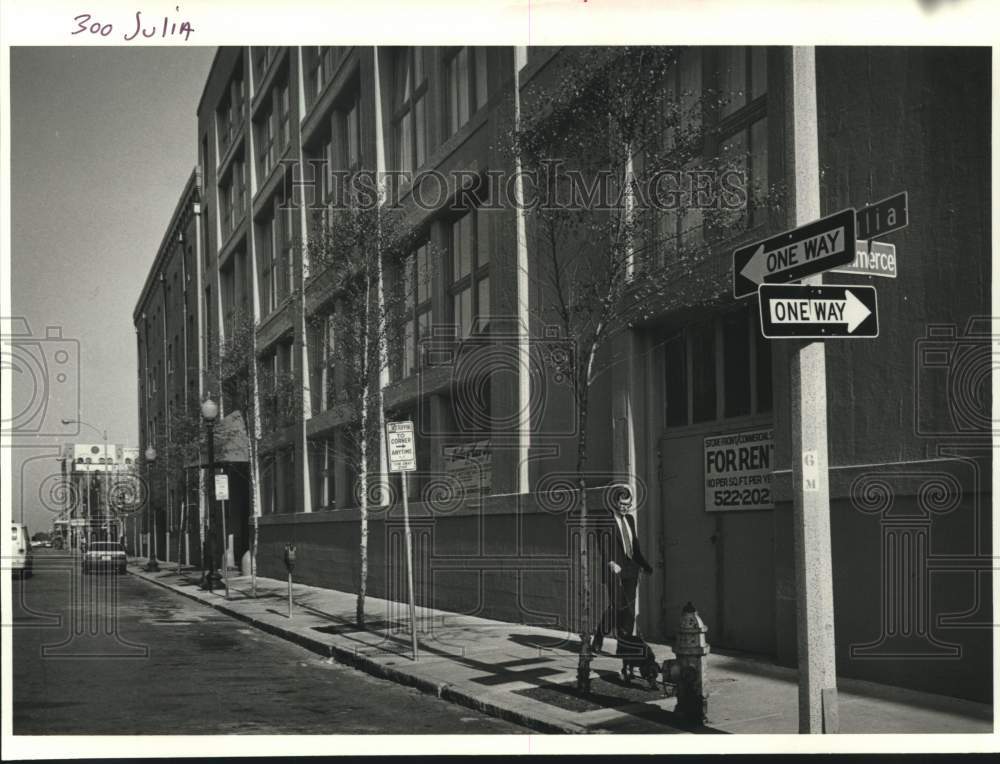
xmin=130 ymin=567 xmax=588 ymax=734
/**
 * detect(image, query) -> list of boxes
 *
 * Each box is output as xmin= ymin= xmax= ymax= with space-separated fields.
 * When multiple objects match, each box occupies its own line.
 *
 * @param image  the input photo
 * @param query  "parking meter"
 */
xmin=283 ymin=544 xmax=296 ymax=619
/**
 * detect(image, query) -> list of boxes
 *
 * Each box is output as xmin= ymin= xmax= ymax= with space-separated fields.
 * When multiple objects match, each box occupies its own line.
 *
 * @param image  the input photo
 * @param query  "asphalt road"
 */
xmin=11 ymin=549 xmax=525 ymax=735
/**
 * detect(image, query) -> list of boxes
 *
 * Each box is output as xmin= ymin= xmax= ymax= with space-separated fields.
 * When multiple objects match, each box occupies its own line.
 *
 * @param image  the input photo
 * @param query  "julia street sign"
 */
xmin=758 ymin=284 xmax=879 ymax=339
xmin=855 ymin=191 xmax=908 ymax=241
xmin=733 ymin=207 xmax=856 ymax=298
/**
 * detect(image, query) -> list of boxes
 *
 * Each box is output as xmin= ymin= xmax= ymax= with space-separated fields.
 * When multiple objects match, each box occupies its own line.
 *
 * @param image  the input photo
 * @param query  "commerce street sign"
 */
xmin=831 ymin=240 xmax=897 ymax=278
xmin=733 ymin=207 xmax=856 ymax=298
xmin=758 ymin=284 xmax=879 ymax=339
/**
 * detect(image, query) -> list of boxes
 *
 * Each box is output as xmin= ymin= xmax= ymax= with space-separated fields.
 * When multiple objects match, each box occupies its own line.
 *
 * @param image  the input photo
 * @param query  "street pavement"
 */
xmin=10 ymin=549 xmax=525 ymax=734
xmin=119 ymin=556 xmax=993 ymax=735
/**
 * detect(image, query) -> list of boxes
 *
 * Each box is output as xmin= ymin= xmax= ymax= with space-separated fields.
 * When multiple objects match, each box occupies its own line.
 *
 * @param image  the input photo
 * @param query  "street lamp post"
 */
xmin=144 ymin=445 xmax=160 ymax=572
xmin=201 ymin=395 xmax=222 ymax=591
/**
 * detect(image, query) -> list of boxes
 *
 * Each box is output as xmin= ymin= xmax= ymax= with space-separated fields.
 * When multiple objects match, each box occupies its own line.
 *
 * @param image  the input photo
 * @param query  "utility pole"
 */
xmin=785 ymin=46 xmax=839 ymax=734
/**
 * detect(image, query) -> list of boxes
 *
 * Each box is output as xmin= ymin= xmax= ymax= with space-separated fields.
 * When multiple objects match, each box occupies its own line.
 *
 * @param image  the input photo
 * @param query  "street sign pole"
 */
xmin=401 ymin=471 xmax=418 ymax=661
xmin=221 ymin=497 xmax=229 ymax=599
xmin=786 ymin=46 xmax=839 ymax=734
xmin=387 ymin=421 xmax=419 ymax=662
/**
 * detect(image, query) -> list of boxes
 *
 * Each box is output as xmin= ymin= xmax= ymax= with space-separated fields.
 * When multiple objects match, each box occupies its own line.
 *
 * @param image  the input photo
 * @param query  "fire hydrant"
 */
xmin=663 ymin=601 xmax=709 ymax=724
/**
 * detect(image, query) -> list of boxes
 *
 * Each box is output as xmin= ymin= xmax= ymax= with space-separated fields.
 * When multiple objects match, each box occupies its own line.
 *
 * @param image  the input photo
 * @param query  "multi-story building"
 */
xmin=57 ymin=443 xmax=139 ymax=548
xmin=138 ymin=46 xmax=991 ymax=702
xmin=133 ymin=169 xmax=207 ymax=567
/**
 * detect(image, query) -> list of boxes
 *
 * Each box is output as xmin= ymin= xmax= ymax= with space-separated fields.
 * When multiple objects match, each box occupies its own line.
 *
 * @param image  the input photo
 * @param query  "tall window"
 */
xmin=340 ymin=97 xmax=361 ymax=173
xmin=216 ymin=73 xmax=245 ymax=157
xmin=221 ymin=261 xmax=236 ymax=337
xmin=253 ymin=47 xmax=278 ymax=84
xmin=716 ymin=47 xmax=768 ymax=233
xmin=304 ymin=46 xmax=336 ymax=109
xmin=444 ymin=47 xmax=488 ymax=138
xmin=219 ymin=154 xmax=246 ymax=239
xmin=396 ymin=242 xmax=431 ymax=380
xmin=449 ymin=208 xmax=490 ymax=340
xmin=391 ymin=48 xmax=428 ymax=175
xmin=259 ymin=340 xmax=294 ymax=432
xmin=308 ymin=439 xmax=335 ymax=510
xmin=257 ymin=201 xmax=294 ymax=317
xmin=260 ymin=447 xmax=295 ymax=514
xmin=664 ymin=304 xmax=772 ymax=429
xmin=656 ymin=49 xmax=704 ymax=262
xmin=255 ymin=76 xmax=291 ymax=183
xmin=308 ymin=311 xmax=338 ymax=413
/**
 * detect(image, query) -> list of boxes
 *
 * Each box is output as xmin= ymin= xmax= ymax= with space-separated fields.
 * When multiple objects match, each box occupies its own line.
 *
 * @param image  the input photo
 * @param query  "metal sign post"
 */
xmin=221 ymin=497 xmax=229 ymax=599
xmin=387 ymin=421 xmax=419 ymax=661
xmin=216 ymin=473 xmax=230 ymax=598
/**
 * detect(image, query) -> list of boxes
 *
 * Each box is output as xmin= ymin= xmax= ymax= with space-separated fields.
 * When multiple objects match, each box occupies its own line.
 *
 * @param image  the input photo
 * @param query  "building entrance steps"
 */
xmin=128 ymin=561 xmax=992 ymax=735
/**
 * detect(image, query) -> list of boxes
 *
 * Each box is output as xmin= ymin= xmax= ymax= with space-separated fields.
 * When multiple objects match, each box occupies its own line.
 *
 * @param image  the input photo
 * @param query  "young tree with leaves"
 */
xmin=305 ymin=197 xmax=420 ymax=628
xmin=211 ymin=308 xmax=298 ymax=597
xmin=514 ymin=46 xmax=754 ymax=691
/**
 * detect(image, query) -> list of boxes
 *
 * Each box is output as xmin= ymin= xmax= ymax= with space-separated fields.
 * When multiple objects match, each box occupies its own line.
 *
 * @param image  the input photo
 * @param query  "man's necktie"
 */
xmin=621 ymin=516 xmax=634 ymax=559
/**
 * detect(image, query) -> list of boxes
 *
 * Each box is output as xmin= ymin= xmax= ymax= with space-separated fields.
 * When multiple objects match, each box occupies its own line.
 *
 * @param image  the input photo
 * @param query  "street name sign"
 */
xmin=856 ymin=191 xmax=907 ymax=241
xmin=387 ymin=421 xmax=417 ymax=472
xmin=831 ymin=240 xmax=897 ymax=278
xmin=758 ymin=284 xmax=879 ymax=339
xmin=215 ymin=474 xmax=230 ymax=501
xmin=733 ymin=208 xmax=856 ymax=298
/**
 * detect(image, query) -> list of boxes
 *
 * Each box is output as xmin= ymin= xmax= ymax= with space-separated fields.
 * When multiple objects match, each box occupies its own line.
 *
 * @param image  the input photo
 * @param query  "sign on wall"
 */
xmin=443 ymin=440 xmax=493 ymax=495
xmin=704 ymin=428 xmax=774 ymax=512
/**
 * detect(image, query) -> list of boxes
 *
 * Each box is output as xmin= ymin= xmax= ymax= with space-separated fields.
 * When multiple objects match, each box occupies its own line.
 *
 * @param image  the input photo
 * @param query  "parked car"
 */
xmin=82 ymin=541 xmax=127 ymax=575
xmin=11 ymin=524 xmax=33 ymax=578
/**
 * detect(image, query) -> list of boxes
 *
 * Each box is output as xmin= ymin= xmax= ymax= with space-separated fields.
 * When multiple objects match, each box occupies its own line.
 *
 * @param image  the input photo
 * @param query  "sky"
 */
xmin=10 ymin=47 xmax=216 ymax=531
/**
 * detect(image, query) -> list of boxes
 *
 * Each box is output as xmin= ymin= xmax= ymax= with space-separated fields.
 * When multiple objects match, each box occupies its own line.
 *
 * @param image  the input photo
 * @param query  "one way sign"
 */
xmin=733 ymin=208 xmax=856 ymax=298
xmin=758 ymin=284 xmax=879 ymax=339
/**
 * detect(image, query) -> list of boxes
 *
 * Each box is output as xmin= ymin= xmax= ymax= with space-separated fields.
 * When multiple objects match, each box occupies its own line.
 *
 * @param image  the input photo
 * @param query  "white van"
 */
xmin=11 ymin=524 xmax=33 ymax=578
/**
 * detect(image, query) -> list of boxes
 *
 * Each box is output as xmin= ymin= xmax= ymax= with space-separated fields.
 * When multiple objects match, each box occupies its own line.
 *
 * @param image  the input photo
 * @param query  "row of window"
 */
xmin=303 ymin=202 xmax=493 ymax=420
xmin=664 ymin=303 xmax=772 ymax=428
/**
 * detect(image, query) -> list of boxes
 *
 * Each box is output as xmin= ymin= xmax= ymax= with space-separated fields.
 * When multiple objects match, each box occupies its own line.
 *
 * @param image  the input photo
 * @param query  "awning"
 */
xmin=186 ymin=410 xmax=251 ymax=468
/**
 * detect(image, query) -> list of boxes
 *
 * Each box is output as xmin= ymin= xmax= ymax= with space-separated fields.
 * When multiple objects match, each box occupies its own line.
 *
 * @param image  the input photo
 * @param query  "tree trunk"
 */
xmin=356 ymin=275 xmax=373 ymax=629
xmin=248 ymin=433 xmax=260 ymax=598
xmin=575 ymin=366 xmax=594 ymax=693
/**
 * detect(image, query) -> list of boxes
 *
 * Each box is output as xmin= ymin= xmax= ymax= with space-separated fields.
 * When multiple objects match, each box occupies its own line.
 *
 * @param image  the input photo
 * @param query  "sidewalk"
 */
xmin=128 ymin=561 xmax=993 ymax=735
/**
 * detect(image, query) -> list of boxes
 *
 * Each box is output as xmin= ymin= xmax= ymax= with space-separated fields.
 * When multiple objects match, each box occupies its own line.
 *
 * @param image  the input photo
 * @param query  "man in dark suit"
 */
xmin=592 ymin=484 xmax=653 ymax=654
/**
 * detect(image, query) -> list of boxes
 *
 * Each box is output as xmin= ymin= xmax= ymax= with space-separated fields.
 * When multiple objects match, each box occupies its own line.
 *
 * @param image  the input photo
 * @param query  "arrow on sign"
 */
xmin=758 ymin=284 xmax=879 ymax=339
xmin=768 ymin=289 xmax=871 ymax=333
xmin=733 ymin=207 xmax=856 ymax=298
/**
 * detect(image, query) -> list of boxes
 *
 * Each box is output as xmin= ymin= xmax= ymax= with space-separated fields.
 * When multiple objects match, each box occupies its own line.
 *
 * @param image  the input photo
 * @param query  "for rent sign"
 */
xmin=704 ymin=428 xmax=774 ymax=512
